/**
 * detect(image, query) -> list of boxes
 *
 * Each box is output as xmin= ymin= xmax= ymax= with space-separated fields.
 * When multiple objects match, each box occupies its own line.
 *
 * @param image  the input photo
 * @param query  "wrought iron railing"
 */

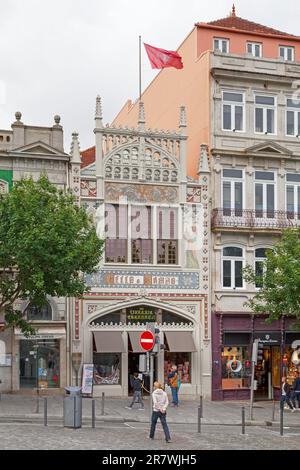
xmin=211 ymin=208 xmax=300 ymax=229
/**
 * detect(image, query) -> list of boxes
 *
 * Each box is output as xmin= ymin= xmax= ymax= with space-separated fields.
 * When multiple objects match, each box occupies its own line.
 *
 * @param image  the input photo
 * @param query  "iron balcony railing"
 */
xmin=211 ymin=208 xmax=300 ymax=230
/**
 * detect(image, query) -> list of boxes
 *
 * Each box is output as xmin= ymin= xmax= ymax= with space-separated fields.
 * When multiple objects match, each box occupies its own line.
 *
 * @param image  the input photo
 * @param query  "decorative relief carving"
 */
xmin=105 ymin=182 xmax=178 ymax=203
xmin=186 ymin=187 xmax=201 ymax=203
xmin=81 ymin=180 xmax=97 ymax=197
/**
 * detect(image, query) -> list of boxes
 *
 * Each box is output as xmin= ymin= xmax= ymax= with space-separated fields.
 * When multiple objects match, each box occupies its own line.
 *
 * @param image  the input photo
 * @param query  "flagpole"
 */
xmin=139 ymin=35 xmax=142 ymax=101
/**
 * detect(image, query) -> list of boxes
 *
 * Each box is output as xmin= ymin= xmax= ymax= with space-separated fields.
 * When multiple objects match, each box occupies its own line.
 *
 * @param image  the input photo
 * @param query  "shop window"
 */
xmin=221 ymin=345 xmax=251 ymax=390
xmin=93 ymin=353 xmax=121 ymax=385
xmin=282 ymin=342 xmax=300 ymax=386
xmin=25 ymin=302 xmax=52 ymax=321
xmin=19 ymin=339 xmax=60 ymax=389
xmin=164 ymin=351 xmax=191 ymax=384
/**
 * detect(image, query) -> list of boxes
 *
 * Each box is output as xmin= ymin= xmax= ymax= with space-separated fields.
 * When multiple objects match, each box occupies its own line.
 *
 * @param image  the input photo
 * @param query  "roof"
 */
xmin=196 ymin=5 xmax=300 ymax=40
xmin=81 ymin=146 xmax=95 ymax=168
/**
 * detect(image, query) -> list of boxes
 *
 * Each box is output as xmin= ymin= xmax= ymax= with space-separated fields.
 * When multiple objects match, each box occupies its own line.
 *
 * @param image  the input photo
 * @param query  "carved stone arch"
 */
xmin=86 ymin=298 xmax=195 ymax=327
xmin=20 ymin=296 xmax=58 ymax=320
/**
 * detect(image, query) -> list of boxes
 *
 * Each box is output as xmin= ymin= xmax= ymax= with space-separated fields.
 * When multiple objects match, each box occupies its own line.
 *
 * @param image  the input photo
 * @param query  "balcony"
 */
xmin=211 ymin=209 xmax=300 ymax=231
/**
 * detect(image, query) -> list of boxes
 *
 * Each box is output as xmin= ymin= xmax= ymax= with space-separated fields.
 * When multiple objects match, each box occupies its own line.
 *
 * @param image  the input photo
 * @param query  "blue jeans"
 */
xmin=280 ymin=394 xmax=294 ymax=410
xmin=150 ymin=411 xmax=171 ymax=440
xmin=171 ymin=387 xmax=179 ymax=405
xmin=129 ymin=391 xmax=144 ymax=408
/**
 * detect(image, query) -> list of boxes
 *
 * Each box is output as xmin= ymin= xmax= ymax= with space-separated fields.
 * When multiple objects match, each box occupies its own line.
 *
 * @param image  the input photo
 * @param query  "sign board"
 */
xmin=253 ymin=333 xmax=281 ymax=345
xmin=127 ymin=307 xmax=156 ymax=323
xmin=81 ymin=364 xmax=94 ymax=395
xmin=139 ymin=331 xmax=155 ymax=352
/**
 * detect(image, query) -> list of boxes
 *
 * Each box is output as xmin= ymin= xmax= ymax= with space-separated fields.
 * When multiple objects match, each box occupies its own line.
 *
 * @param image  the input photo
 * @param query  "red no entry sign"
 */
xmin=139 ymin=331 xmax=155 ymax=352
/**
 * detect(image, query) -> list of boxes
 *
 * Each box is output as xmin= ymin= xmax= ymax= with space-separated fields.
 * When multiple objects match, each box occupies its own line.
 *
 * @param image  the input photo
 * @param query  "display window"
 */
xmin=221 ymin=346 xmax=251 ymax=389
xmin=164 ymin=352 xmax=191 ymax=384
xmin=282 ymin=346 xmax=300 ymax=386
xmin=93 ymin=353 xmax=121 ymax=385
xmin=20 ymin=339 xmax=60 ymax=388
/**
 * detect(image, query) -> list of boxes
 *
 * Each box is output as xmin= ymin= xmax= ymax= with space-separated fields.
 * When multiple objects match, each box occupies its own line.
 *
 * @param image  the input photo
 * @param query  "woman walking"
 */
xmin=149 ymin=382 xmax=172 ymax=443
xmin=280 ymin=377 xmax=295 ymax=412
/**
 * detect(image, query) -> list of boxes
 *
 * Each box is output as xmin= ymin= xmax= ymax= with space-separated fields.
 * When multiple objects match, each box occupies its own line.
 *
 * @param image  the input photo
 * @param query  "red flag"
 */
xmin=144 ymin=43 xmax=183 ymax=69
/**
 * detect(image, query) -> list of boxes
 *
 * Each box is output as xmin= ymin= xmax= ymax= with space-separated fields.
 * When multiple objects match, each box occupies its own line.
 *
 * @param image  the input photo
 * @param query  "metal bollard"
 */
xmin=197 ymin=406 xmax=201 ymax=433
xmin=44 ymin=398 xmax=47 ymax=427
xmin=200 ymin=395 xmax=203 ymax=418
xmin=280 ymin=402 xmax=284 ymax=436
xmin=35 ymin=389 xmax=40 ymax=414
xmin=101 ymin=392 xmax=105 ymax=416
xmin=92 ymin=399 xmax=96 ymax=428
xmin=241 ymin=406 xmax=245 ymax=435
xmin=272 ymin=400 xmax=276 ymax=422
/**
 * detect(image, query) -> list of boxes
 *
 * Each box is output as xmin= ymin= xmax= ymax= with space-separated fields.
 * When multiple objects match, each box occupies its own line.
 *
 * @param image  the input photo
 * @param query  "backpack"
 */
xmin=169 ymin=372 xmax=179 ymax=388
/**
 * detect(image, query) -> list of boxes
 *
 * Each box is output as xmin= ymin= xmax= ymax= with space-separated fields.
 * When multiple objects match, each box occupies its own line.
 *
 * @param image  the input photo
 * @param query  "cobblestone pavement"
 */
xmin=0 ymin=422 xmax=300 ymax=450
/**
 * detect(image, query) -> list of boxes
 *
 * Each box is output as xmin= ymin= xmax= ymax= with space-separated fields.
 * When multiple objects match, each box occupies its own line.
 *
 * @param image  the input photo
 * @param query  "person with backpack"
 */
xmin=168 ymin=365 xmax=180 ymax=407
xmin=126 ymin=372 xmax=144 ymax=409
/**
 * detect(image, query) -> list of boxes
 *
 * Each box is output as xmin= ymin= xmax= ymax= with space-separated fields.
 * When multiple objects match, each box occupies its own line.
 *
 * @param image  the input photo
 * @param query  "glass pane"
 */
xmin=247 ymin=43 xmax=252 ymax=54
xmin=223 ymin=260 xmax=232 ymax=287
xmin=221 ymin=346 xmax=251 ymax=389
xmin=279 ymin=47 xmax=285 ymax=59
xmin=255 ymin=248 xmax=267 ymax=258
xmin=286 ymin=186 xmax=294 ymax=213
xmin=255 ymin=107 xmax=264 ymax=132
xmin=223 ymin=181 xmax=231 ymax=210
xmin=223 ymin=247 xmax=243 ymax=257
xmin=287 ymin=48 xmax=293 ymax=61
xmin=20 ymin=340 xmax=60 ymax=389
xmin=234 ymin=182 xmax=243 ymax=212
xmin=255 ymin=171 xmax=274 ymax=181
xmin=255 ymin=184 xmax=263 ymax=216
xmin=287 ymin=99 xmax=300 ymax=108
xmin=223 ymin=92 xmax=243 ymax=102
xmin=287 ymin=111 xmax=295 ymax=135
xmin=214 ymin=39 xmax=219 ymax=50
xmin=223 ymin=169 xmax=243 ymax=178
xmin=255 ymin=261 xmax=264 ymax=288
xmin=222 ymin=40 xmax=228 ymax=53
xmin=93 ymin=353 xmax=121 ymax=385
xmin=267 ymin=108 xmax=275 ymax=133
xmin=255 ymin=44 xmax=261 ymax=57
xmin=235 ymin=261 xmax=243 ymax=288
xmin=255 ymin=95 xmax=275 ymax=105
xmin=287 ymin=173 xmax=300 ymax=182
xmin=235 ymin=106 xmax=243 ymax=130
xmin=223 ymin=104 xmax=231 ymax=129
xmin=267 ymin=184 xmax=275 ymax=217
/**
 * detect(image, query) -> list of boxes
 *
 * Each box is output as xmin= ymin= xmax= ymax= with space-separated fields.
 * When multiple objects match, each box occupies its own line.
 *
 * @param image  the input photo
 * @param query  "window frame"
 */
xmin=214 ymin=37 xmax=229 ymax=53
xmin=279 ymin=45 xmax=295 ymax=61
xmin=285 ymin=173 xmax=300 ymax=219
xmin=254 ymin=171 xmax=276 ymax=217
xmin=222 ymin=91 xmax=245 ymax=132
xmin=221 ymin=168 xmax=244 ymax=215
xmin=254 ymin=94 xmax=277 ymax=135
xmin=286 ymin=97 xmax=300 ymax=137
xmin=221 ymin=246 xmax=245 ymax=290
xmin=246 ymin=41 xmax=262 ymax=58
xmin=255 ymin=247 xmax=268 ymax=289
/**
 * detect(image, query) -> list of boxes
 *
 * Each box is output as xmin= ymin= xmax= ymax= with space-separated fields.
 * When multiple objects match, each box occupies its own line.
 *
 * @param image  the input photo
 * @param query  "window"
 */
xmin=255 ymin=171 xmax=275 ymax=218
xmin=157 ymin=208 xmax=178 ymax=264
xmin=221 ymin=344 xmax=251 ymax=390
xmin=286 ymin=173 xmax=300 ymax=219
xmin=286 ymin=98 xmax=300 ymax=136
xmin=214 ymin=38 xmax=229 ymax=53
xmin=20 ymin=339 xmax=60 ymax=389
xmin=164 ymin=352 xmax=191 ymax=384
xmin=222 ymin=92 xmax=244 ymax=131
xmin=255 ymin=248 xmax=268 ymax=288
xmin=25 ymin=302 xmax=52 ymax=321
xmin=255 ymin=95 xmax=276 ymax=134
xmin=222 ymin=169 xmax=243 ymax=216
xmin=105 ymin=204 xmax=127 ymax=263
xmin=222 ymin=247 xmax=244 ymax=288
xmin=93 ymin=353 xmax=121 ymax=385
xmin=279 ymin=46 xmax=294 ymax=61
xmin=131 ymin=206 xmax=152 ymax=263
xmin=247 ymin=42 xmax=262 ymax=57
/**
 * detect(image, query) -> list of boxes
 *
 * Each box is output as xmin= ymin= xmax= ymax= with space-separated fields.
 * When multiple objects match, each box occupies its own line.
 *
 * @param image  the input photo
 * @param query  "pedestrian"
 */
xmin=168 ymin=365 xmax=179 ymax=407
xmin=126 ymin=372 xmax=144 ymax=410
xmin=149 ymin=382 xmax=171 ymax=443
xmin=280 ymin=376 xmax=295 ymax=412
xmin=292 ymin=372 xmax=300 ymax=409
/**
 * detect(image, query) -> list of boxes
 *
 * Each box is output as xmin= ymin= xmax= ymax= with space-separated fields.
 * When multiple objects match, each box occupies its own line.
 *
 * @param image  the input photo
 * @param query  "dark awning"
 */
xmin=164 ymin=331 xmax=196 ymax=352
xmin=93 ymin=331 xmax=126 ymax=353
xmin=128 ymin=331 xmax=145 ymax=353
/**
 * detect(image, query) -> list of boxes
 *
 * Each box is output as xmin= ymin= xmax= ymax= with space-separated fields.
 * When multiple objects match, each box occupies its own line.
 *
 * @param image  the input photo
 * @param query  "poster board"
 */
xmin=81 ymin=363 xmax=94 ymax=396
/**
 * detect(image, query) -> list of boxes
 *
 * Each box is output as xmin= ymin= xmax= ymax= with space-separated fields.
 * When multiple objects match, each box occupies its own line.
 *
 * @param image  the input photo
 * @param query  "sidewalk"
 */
xmin=0 ymin=393 xmax=300 ymax=426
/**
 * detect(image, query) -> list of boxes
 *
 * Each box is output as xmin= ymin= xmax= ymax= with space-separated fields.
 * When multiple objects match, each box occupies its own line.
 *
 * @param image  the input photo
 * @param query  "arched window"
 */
xmin=222 ymin=247 xmax=244 ymax=288
xmin=255 ymin=248 xmax=268 ymax=288
xmin=25 ymin=302 xmax=52 ymax=321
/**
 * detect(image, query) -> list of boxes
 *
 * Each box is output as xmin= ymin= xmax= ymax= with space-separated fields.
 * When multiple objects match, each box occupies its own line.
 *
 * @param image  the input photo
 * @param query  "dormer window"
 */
xmin=279 ymin=46 xmax=294 ymax=61
xmin=214 ymin=38 xmax=229 ymax=53
xmin=247 ymin=42 xmax=262 ymax=58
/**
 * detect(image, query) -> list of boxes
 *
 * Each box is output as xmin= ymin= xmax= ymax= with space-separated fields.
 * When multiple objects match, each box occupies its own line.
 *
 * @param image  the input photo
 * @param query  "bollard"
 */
xmin=35 ymin=389 xmax=40 ymax=414
xmin=241 ymin=406 xmax=245 ymax=435
xmin=92 ymin=399 xmax=96 ymax=429
xmin=44 ymin=398 xmax=47 ymax=427
xmin=280 ymin=402 xmax=284 ymax=436
xmin=200 ymin=395 xmax=203 ymax=418
xmin=272 ymin=400 xmax=276 ymax=422
xmin=197 ymin=406 xmax=201 ymax=433
xmin=101 ymin=392 xmax=105 ymax=416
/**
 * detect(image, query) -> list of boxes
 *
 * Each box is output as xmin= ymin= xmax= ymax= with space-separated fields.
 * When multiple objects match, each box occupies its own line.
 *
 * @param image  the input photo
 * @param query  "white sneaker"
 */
xmin=125 ymin=406 xmax=132 ymax=410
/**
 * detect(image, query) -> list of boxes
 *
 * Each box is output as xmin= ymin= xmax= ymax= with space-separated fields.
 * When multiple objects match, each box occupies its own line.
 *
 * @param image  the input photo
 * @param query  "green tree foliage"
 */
xmin=0 ymin=175 xmax=103 ymax=336
xmin=243 ymin=228 xmax=300 ymax=329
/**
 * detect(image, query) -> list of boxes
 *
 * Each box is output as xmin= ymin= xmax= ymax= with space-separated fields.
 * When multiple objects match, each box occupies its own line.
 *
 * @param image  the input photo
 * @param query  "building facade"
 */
xmin=0 ymin=112 xmax=71 ymax=393
xmin=72 ymin=98 xmax=211 ymax=397
xmin=112 ymin=7 xmax=300 ymax=400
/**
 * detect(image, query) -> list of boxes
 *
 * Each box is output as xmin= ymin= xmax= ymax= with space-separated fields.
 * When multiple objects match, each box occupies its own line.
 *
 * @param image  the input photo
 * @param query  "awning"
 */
xmin=128 ymin=331 xmax=145 ymax=353
xmin=164 ymin=331 xmax=196 ymax=352
xmin=93 ymin=331 xmax=126 ymax=353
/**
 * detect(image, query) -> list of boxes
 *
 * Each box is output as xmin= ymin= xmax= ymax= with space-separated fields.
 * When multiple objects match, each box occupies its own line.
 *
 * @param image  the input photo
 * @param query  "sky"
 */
xmin=0 ymin=0 xmax=300 ymax=151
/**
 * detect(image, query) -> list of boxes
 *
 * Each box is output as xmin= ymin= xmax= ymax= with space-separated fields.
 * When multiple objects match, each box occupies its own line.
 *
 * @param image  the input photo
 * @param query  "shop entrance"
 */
xmin=128 ymin=352 xmax=156 ymax=396
xmin=254 ymin=346 xmax=280 ymax=399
